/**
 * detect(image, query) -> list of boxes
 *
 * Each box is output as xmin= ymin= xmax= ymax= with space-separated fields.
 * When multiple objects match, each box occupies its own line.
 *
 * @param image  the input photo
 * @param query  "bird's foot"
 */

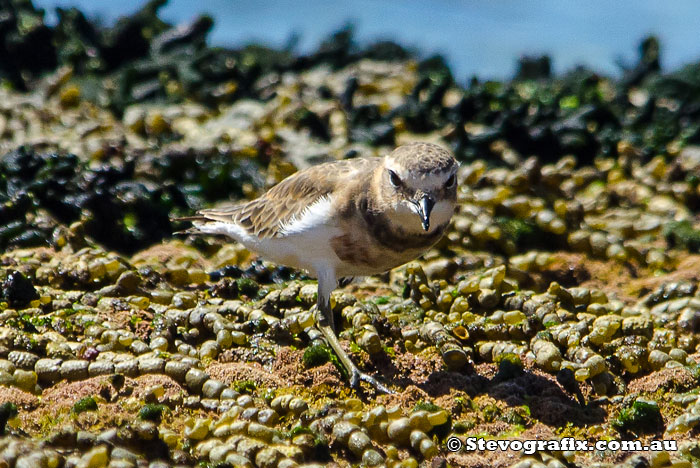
xmin=350 ymin=368 xmax=394 ymax=395
xmin=313 ymin=303 xmax=393 ymax=394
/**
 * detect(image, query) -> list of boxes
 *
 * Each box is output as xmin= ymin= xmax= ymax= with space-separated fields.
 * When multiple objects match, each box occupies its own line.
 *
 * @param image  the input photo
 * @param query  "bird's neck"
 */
xmin=362 ymin=205 xmax=447 ymax=251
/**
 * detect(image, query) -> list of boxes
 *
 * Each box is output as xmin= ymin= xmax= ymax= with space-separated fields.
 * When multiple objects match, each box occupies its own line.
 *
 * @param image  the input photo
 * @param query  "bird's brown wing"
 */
xmin=182 ymin=157 xmax=380 ymax=239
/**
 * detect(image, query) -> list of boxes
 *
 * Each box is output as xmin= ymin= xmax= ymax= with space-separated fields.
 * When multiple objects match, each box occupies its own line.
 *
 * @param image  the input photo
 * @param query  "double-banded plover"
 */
xmin=178 ymin=142 xmax=458 ymax=393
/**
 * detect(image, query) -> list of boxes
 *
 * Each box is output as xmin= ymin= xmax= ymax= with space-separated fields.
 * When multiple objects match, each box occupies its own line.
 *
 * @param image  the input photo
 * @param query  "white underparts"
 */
xmin=192 ymin=219 xmax=254 ymax=245
xmin=195 ymin=196 xmax=341 ymax=276
xmin=278 ymin=195 xmax=333 ymax=236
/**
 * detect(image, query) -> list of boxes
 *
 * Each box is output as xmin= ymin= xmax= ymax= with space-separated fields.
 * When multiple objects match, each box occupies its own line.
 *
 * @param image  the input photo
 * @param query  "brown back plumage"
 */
xmin=184 ymin=157 xmax=381 ymax=239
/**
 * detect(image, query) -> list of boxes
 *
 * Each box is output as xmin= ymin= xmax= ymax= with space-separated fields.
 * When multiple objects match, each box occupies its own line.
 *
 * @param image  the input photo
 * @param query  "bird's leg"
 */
xmin=314 ymin=271 xmax=393 ymax=394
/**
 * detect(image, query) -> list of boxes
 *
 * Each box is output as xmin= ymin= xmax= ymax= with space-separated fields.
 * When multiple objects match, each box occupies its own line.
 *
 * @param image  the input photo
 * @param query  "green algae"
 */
xmin=612 ymin=398 xmax=664 ymax=435
xmin=72 ymin=396 xmax=98 ymax=414
xmin=0 ymin=403 xmax=18 ymax=435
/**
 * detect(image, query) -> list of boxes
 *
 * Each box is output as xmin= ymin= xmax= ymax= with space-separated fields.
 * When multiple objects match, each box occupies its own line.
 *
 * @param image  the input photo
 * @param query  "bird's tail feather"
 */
xmin=172 ymin=216 xmax=208 ymax=236
xmin=172 ymin=227 xmax=205 ymax=236
xmin=172 ymin=215 xmax=208 ymax=223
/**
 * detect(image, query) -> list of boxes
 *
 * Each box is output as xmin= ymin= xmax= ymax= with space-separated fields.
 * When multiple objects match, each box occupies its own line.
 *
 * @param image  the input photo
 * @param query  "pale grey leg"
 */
xmin=314 ymin=268 xmax=393 ymax=394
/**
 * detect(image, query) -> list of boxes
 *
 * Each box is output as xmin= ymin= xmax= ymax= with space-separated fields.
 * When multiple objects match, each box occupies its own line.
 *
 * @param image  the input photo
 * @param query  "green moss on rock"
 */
xmin=613 ymin=398 xmax=664 ymax=434
xmin=0 ymin=402 xmax=18 ymax=435
xmin=72 ymin=396 xmax=98 ymax=414
xmin=664 ymin=220 xmax=700 ymax=253
xmin=138 ymin=403 xmax=167 ymax=422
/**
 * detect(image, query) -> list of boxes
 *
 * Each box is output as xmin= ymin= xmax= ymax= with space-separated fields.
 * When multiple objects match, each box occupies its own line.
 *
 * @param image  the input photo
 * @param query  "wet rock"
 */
xmin=1 ymin=271 xmax=38 ymax=308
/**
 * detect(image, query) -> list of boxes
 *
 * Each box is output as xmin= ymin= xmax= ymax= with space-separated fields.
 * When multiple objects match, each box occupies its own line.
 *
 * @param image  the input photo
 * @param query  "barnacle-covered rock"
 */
xmin=0 ymin=5 xmax=699 ymax=467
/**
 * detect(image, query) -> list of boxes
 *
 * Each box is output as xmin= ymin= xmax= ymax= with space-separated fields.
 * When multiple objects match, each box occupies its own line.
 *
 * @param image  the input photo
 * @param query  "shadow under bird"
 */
xmin=176 ymin=141 xmax=458 ymax=394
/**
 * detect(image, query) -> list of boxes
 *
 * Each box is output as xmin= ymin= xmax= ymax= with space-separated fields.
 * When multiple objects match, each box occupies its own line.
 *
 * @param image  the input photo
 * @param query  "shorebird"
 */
xmin=178 ymin=142 xmax=458 ymax=393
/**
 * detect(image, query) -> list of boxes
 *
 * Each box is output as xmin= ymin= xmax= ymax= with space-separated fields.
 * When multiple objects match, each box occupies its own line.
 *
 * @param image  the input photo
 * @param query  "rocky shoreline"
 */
xmin=1 ymin=1 xmax=700 ymax=467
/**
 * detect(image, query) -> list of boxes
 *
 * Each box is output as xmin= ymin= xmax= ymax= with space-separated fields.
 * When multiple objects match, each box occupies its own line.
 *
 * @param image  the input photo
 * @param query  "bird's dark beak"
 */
xmin=417 ymin=195 xmax=435 ymax=231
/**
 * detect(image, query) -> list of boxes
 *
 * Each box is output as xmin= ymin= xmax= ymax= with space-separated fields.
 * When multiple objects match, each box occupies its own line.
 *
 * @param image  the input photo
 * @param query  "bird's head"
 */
xmin=378 ymin=142 xmax=458 ymax=233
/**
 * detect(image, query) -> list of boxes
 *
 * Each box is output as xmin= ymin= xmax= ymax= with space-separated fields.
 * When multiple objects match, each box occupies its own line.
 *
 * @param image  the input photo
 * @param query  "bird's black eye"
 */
xmin=388 ymin=170 xmax=402 ymax=187
xmin=445 ymin=173 xmax=456 ymax=188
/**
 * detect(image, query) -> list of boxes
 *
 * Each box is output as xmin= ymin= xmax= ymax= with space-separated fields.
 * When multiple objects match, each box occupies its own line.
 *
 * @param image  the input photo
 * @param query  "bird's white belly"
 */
xmin=255 ymin=228 xmax=344 ymax=274
xmin=255 ymin=229 xmax=424 ymax=278
xmin=197 ymin=220 xmax=342 ymax=276
xmin=196 ymin=196 xmax=346 ymax=277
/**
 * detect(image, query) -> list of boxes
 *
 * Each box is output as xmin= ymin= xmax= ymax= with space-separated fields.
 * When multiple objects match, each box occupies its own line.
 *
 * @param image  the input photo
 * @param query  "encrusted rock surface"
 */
xmin=1 ymin=1 xmax=700 ymax=467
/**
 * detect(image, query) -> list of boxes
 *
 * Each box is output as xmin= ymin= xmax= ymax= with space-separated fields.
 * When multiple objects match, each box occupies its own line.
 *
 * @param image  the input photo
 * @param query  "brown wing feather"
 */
xmin=189 ymin=157 xmax=380 ymax=238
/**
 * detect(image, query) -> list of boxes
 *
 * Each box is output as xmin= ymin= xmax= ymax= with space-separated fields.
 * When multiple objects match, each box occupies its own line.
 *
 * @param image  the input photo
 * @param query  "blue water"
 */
xmin=34 ymin=0 xmax=700 ymax=81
